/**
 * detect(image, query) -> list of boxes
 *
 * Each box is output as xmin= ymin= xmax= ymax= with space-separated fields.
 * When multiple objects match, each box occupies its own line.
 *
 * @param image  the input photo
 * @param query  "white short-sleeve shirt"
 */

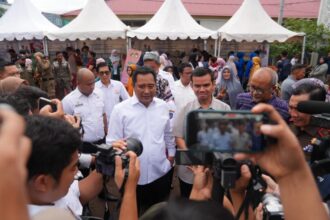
xmin=62 ymin=88 xmax=105 ymax=142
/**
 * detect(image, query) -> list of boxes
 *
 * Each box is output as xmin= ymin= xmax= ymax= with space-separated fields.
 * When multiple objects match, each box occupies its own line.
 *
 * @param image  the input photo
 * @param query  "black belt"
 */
xmin=42 ymin=78 xmax=54 ymax=81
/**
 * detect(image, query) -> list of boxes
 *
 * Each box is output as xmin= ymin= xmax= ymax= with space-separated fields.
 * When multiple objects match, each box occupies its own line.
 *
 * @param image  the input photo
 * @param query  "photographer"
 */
xmin=25 ymin=116 xmax=104 ymax=218
xmin=235 ymin=103 xmax=329 ymax=220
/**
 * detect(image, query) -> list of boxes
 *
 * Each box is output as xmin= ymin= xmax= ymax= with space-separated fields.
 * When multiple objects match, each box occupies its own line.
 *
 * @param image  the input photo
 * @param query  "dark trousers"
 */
xmin=137 ymin=168 xmax=174 ymax=215
xmin=179 ymin=178 xmax=193 ymax=198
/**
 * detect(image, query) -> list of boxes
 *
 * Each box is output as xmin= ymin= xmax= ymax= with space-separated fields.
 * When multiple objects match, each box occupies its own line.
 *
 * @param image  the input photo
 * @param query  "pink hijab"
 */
xmin=0 ymin=77 xmax=28 ymax=94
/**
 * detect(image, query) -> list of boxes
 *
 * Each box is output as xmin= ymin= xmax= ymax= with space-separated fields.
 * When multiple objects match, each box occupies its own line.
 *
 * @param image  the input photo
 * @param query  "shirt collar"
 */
xmin=194 ymin=97 xmax=217 ymax=110
xmin=178 ymin=80 xmax=191 ymax=89
xmin=131 ymin=95 xmax=156 ymax=107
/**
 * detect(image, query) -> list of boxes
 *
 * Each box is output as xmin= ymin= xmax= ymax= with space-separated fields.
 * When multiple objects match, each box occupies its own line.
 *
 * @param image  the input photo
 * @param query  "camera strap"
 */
xmin=102 ymin=176 xmax=111 ymax=220
xmin=115 ymin=168 xmax=129 ymax=214
xmin=234 ymin=180 xmax=254 ymax=220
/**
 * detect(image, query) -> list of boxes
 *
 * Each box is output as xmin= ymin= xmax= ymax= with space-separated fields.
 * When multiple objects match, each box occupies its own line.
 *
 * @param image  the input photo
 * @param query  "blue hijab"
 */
xmin=217 ymin=66 xmax=244 ymax=109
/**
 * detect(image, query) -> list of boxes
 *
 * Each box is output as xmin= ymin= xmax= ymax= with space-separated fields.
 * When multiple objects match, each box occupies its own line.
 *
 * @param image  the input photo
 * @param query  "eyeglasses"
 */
xmin=99 ymin=71 xmax=110 ymax=75
xmin=249 ymin=85 xmax=271 ymax=95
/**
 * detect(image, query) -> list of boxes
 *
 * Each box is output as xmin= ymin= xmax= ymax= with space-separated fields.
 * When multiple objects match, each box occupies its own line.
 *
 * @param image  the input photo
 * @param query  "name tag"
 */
xmin=75 ymin=103 xmax=83 ymax=107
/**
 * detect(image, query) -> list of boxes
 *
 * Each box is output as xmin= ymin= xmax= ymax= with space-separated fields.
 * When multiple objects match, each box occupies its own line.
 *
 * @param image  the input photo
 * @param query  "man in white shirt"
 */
xmin=62 ymin=68 xmax=107 ymax=153
xmin=95 ymin=62 xmax=129 ymax=122
xmin=173 ymin=67 xmax=230 ymax=198
xmin=106 ymin=66 xmax=176 ymax=214
xmin=172 ymin=62 xmax=196 ymax=110
xmin=25 ymin=116 xmax=103 ymax=218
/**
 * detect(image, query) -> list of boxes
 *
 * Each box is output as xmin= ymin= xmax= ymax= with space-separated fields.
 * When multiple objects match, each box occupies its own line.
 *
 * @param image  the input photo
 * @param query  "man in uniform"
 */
xmin=16 ymin=54 xmax=35 ymax=86
xmin=53 ymin=51 xmax=72 ymax=99
xmin=34 ymin=52 xmax=55 ymax=98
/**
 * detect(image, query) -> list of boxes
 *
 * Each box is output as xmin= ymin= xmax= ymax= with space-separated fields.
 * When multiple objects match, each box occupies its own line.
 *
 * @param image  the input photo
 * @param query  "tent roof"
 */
xmin=0 ymin=0 xmax=59 ymax=41
xmin=217 ymin=0 xmax=305 ymax=43
xmin=47 ymin=0 xmax=129 ymax=41
xmin=127 ymin=0 xmax=217 ymax=40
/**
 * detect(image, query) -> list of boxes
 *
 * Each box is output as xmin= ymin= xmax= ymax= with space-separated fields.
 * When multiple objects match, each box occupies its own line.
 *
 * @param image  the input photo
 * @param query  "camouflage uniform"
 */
xmin=36 ymin=58 xmax=55 ymax=98
xmin=16 ymin=63 xmax=35 ymax=86
xmin=53 ymin=60 xmax=72 ymax=99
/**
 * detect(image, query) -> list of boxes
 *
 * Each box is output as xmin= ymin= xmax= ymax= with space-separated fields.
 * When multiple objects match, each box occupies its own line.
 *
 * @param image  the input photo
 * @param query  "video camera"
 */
xmin=94 ymin=138 xmax=143 ymax=177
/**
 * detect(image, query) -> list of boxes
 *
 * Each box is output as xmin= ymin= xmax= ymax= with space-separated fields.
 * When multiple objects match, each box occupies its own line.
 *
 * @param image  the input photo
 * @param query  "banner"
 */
xmin=121 ymin=49 xmax=142 ymax=85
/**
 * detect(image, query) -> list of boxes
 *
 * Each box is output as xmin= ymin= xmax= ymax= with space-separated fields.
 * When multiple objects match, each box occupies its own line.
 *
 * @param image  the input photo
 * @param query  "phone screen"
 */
xmin=185 ymin=110 xmax=267 ymax=153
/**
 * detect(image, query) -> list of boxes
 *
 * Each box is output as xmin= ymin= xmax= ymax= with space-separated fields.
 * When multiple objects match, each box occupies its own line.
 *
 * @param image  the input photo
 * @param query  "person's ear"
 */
xmin=32 ymin=175 xmax=55 ymax=193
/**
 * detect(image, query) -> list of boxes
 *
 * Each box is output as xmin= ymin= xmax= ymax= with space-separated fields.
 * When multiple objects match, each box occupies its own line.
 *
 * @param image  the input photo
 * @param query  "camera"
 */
xmin=262 ymin=193 xmax=284 ymax=220
xmin=94 ymin=138 xmax=143 ymax=177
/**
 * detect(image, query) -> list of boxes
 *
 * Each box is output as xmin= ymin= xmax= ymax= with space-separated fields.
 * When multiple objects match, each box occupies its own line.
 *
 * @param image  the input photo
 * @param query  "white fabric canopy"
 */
xmin=0 ymin=0 xmax=59 ymax=41
xmin=8 ymin=0 xmax=88 ymax=15
xmin=47 ymin=0 xmax=129 ymax=41
xmin=217 ymin=0 xmax=304 ymax=42
xmin=127 ymin=0 xmax=217 ymax=40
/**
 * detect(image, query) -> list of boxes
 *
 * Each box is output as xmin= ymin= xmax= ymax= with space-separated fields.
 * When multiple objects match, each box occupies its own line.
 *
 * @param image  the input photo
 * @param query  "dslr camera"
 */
xmin=94 ymin=138 xmax=143 ymax=177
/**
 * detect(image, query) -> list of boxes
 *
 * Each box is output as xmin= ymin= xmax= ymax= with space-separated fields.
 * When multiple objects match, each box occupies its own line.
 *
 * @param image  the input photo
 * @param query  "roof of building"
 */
xmin=63 ymin=0 xmax=320 ymax=19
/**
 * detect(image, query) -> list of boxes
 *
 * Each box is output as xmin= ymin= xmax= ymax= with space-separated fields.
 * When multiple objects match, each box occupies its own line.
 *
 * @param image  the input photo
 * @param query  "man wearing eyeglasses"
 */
xmin=236 ymin=67 xmax=289 ymax=121
xmin=95 ymin=62 xmax=129 ymax=123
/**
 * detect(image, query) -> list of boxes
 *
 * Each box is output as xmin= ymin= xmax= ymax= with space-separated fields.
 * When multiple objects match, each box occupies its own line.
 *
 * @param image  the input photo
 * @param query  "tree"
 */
xmin=270 ymin=19 xmax=330 ymax=63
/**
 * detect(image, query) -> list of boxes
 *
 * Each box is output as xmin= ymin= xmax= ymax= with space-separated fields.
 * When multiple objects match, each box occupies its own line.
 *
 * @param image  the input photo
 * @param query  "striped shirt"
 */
xmin=236 ymin=92 xmax=289 ymax=121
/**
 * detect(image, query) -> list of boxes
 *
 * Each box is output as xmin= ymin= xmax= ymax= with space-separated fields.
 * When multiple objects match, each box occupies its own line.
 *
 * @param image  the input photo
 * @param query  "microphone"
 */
xmin=297 ymin=101 xmax=330 ymax=114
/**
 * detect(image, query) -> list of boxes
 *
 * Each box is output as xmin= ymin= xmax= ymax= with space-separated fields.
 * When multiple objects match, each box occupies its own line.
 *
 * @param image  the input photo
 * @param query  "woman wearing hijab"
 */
xmin=215 ymin=66 xmax=243 ymax=109
xmin=0 ymin=76 xmax=28 ymax=95
xmin=248 ymin=56 xmax=261 ymax=83
xmin=226 ymin=55 xmax=238 ymax=76
xmin=309 ymin=56 xmax=328 ymax=83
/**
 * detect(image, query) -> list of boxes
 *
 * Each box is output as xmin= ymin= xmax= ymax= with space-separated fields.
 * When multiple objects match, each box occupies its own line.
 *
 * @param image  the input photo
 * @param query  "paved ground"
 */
xmin=88 ymin=167 xmax=181 ymax=219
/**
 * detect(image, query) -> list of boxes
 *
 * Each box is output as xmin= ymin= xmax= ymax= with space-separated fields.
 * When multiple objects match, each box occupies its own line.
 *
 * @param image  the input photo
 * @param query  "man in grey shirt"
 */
xmin=281 ymin=64 xmax=306 ymax=102
xmin=173 ymin=67 xmax=230 ymax=198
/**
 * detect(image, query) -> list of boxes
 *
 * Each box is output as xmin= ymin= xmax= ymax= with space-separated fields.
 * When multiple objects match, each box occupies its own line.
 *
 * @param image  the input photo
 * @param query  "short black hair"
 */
xmin=0 ymin=58 xmax=15 ymax=72
xmin=89 ymin=51 xmax=96 ymax=58
xmin=0 ymin=94 xmax=31 ymax=116
xmin=292 ymin=83 xmax=326 ymax=101
xmin=96 ymin=62 xmax=109 ymax=73
xmin=25 ymin=116 xmax=81 ymax=182
xmin=141 ymin=198 xmax=234 ymax=220
xmin=190 ymin=67 xmax=214 ymax=82
xmin=291 ymin=64 xmax=306 ymax=73
xmin=55 ymin=51 xmax=62 ymax=56
xmin=14 ymin=86 xmax=48 ymax=112
xmin=281 ymin=51 xmax=288 ymax=57
xmin=178 ymin=63 xmax=192 ymax=74
xmin=132 ymin=66 xmax=157 ymax=86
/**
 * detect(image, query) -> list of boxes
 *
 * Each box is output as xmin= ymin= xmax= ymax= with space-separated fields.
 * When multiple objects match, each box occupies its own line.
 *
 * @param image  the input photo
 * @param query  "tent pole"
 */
xmin=301 ymin=35 xmax=306 ymax=64
xmin=203 ymin=39 xmax=207 ymax=51
xmin=217 ymin=39 xmax=222 ymax=57
xmin=126 ymin=38 xmax=129 ymax=54
xmin=214 ymin=38 xmax=218 ymax=56
xmin=43 ymin=37 xmax=49 ymax=57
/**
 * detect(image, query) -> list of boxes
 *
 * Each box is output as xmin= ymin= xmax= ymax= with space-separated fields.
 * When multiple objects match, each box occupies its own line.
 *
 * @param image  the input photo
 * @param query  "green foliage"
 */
xmin=0 ymin=7 xmax=6 ymax=17
xmin=270 ymin=19 xmax=330 ymax=61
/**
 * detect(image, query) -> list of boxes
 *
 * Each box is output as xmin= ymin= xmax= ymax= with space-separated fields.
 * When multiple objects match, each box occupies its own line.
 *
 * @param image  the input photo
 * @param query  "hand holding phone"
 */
xmin=39 ymin=98 xmax=64 ymax=119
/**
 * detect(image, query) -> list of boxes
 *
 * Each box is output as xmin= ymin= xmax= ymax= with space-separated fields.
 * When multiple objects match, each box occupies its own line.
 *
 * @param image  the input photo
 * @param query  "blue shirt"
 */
xmin=236 ymin=92 xmax=290 ymax=121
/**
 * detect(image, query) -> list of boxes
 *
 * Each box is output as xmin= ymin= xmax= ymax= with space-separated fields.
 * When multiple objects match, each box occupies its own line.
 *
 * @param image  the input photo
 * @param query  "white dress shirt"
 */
xmin=28 ymin=181 xmax=82 ymax=217
xmin=106 ymin=95 xmax=176 ymax=185
xmin=159 ymin=69 xmax=175 ymax=90
xmin=172 ymin=79 xmax=196 ymax=110
xmin=95 ymin=79 xmax=129 ymax=122
xmin=62 ymin=88 xmax=105 ymax=142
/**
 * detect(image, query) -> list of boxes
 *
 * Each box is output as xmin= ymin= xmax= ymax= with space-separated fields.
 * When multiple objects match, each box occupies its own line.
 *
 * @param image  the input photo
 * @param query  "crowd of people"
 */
xmin=0 ymin=45 xmax=330 ymax=220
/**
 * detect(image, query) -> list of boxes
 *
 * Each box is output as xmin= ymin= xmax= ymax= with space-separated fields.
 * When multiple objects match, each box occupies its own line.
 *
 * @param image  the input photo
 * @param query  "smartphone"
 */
xmin=39 ymin=97 xmax=57 ymax=112
xmin=175 ymin=150 xmax=214 ymax=165
xmin=185 ymin=110 xmax=270 ymax=153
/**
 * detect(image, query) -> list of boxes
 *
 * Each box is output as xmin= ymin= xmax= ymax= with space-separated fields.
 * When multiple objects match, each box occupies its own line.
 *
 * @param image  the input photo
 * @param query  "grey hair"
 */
xmin=256 ymin=67 xmax=278 ymax=87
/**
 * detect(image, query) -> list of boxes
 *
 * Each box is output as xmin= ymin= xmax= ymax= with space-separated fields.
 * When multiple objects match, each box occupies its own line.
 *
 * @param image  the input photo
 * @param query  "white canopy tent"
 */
xmin=216 ymin=0 xmax=305 ymax=61
xmin=47 ymin=0 xmax=129 ymax=41
xmin=0 ymin=0 xmax=59 ymax=55
xmin=0 ymin=0 xmax=59 ymax=41
xmin=127 ymin=0 xmax=217 ymax=40
xmin=8 ymin=0 xmax=88 ymax=15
